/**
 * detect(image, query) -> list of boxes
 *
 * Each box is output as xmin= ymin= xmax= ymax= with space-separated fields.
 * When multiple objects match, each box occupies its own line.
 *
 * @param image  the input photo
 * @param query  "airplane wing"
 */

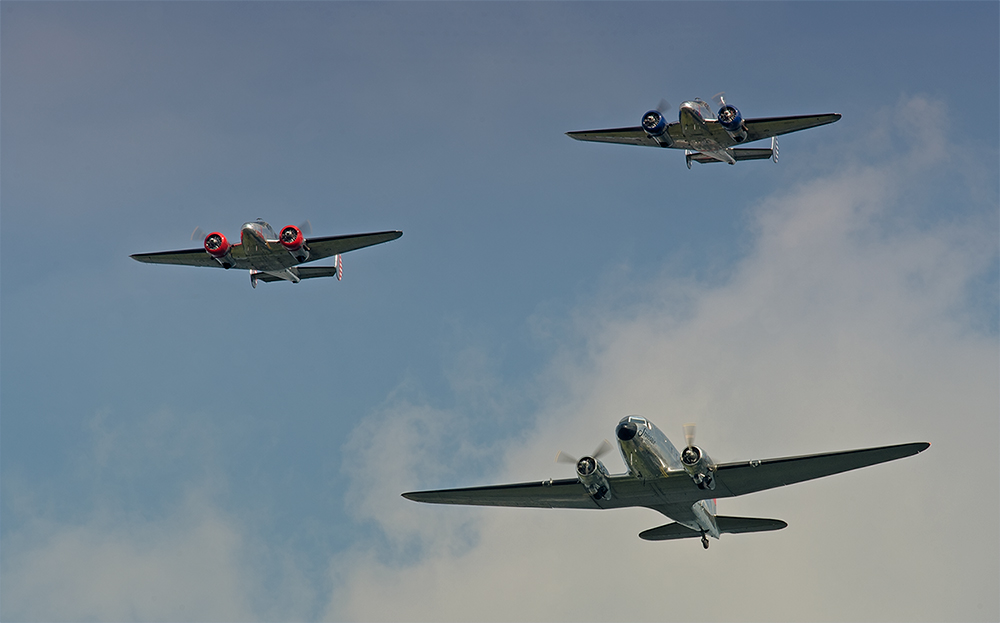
xmin=565 ymin=127 xmax=662 ymax=148
xmin=404 ymin=442 xmax=928 ymax=511
xmin=742 ymin=113 xmax=841 ymax=143
xmin=305 ymin=230 xmax=402 ymax=263
xmin=402 ymin=474 xmax=673 ymax=510
xmin=712 ymin=442 xmax=930 ymax=498
xmin=130 ymin=244 xmax=251 ymax=269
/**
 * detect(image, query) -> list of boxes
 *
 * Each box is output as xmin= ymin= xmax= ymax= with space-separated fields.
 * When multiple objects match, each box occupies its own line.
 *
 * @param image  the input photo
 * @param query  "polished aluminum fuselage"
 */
xmin=670 ymin=100 xmax=738 ymax=164
xmin=240 ymin=220 xmax=301 ymax=281
xmin=616 ymin=415 xmax=720 ymax=537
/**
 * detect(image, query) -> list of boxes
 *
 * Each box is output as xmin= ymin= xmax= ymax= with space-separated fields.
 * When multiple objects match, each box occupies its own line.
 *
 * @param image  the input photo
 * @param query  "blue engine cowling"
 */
xmin=641 ymin=110 xmax=667 ymax=137
xmin=716 ymin=105 xmax=747 ymax=142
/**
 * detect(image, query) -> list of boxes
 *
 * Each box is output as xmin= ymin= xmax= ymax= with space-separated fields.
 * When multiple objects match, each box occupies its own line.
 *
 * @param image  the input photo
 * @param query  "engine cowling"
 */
xmin=716 ymin=105 xmax=747 ymax=142
xmin=576 ymin=456 xmax=612 ymax=500
xmin=280 ymin=225 xmax=310 ymax=263
xmin=680 ymin=445 xmax=716 ymax=490
xmin=641 ymin=109 xmax=667 ymax=138
xmin=204 ymin=232 xmax=235 ymax=269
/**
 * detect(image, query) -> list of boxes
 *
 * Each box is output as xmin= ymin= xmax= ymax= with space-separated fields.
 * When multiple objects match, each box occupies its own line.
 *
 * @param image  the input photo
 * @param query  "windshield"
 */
xmin=242 ymin=219 xmax=278 ymax=241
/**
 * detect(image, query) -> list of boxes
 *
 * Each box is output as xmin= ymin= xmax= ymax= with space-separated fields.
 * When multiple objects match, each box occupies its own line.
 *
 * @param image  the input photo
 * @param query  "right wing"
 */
xmin=130 ymin=244 xmax=250 ymax=269
xmin=713 ymin=442 xmax=930 ymax=498
xmin=742 ymin=113 xmax=841 ymax=143
xmin=565 ymin=127 xmax=662 ymax=148
xmin=305 ymin=231 xmax=402 ymax=262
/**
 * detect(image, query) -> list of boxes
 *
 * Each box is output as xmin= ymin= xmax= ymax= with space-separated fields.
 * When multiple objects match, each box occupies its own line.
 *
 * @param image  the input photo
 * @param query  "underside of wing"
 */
xmin=566 ymin=127 xmax=663 ymax=148
xmin=713 ymin=442 xmax=930 ymax=498
xmin=130 ymin=245 xmax=249 ymax=270
xmin=305 ymin=230 xmax=402 ymax=262
xmin=403 ymin=478 xmax=600 ymax=509
xmin=403 ymin=473 xmax=660 ymax=510
xmin=743 ymin=113 xmax=841 ymax=143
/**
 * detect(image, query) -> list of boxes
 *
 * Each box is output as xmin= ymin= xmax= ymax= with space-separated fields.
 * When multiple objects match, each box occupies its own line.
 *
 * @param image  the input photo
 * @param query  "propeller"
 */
xmin=710 ymin=92 xmax=727 ymax=114
xmin=191 ymin=226 xmax=206 ymax=242
xmin=683 ymin=423 xmax=697 ymax=450
xmin=654 ymin=98 xmax=671 ymax=114
xmin=555 ymin=439 xmax=612 ymax=466
xmin=299 ymin=220 xmax=312 ymax=237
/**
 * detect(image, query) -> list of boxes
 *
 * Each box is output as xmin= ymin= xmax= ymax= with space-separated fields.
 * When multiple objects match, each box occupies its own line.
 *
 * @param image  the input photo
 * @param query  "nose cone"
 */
xmin=616 ymin=420 xmax=638 ymax=441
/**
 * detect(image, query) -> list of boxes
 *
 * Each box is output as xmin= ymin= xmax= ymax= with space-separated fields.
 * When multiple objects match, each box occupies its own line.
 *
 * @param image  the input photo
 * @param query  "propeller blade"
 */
xmin=683 ymin=423 xmax=697 ymax=449
xmin=655 ymin=98 xmax=671 ymax=114
xmin=555 ymin=451 xmax=578 ymax=465
xmin=592 ymin=439 xmax=612 ymax=460
xmin=299 ymin=220 xmax=312 ymax=237
xmin=710 ymin=92 xmax=726 ymax=114
xmin=191 ymin=227 xmax=206 ymax=242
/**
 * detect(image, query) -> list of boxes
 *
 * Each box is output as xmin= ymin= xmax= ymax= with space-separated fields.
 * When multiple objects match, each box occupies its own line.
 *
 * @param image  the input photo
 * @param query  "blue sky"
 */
xmin=2 ymin=2 xmax=997 ymax=621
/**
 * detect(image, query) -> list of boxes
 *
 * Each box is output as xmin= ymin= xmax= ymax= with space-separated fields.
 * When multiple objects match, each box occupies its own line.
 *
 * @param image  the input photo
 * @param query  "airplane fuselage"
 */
xmin=615 ymin=415 xmax=720 ymax=538
xmin=240 ymin=220 xmax=302 ymax=282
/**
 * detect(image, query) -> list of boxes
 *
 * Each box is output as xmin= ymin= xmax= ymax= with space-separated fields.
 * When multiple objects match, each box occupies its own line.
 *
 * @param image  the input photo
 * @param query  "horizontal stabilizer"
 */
xmin=687 ymin=148 xmax=774 ymax=166
xmin=253 ymin=266 xmax=341 ymax=283
xmin=639 ymin=516 xmax=787 ymax=541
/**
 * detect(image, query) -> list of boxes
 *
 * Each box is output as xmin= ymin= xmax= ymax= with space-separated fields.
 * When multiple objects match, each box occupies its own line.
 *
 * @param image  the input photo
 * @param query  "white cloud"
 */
xmin=326 ymin=98 xmax=998 ymax=622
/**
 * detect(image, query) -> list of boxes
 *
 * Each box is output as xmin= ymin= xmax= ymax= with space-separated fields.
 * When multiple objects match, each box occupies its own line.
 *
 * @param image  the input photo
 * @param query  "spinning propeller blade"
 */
xmin=683 ymin=423 xmax=697 ymax=449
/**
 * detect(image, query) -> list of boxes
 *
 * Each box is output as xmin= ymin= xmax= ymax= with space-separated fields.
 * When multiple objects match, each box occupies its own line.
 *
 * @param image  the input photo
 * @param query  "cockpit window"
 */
xmin=626 ymin=415 xmax=649 ymax=427
xmin=242 ymin=220 xmax=277 ymax=240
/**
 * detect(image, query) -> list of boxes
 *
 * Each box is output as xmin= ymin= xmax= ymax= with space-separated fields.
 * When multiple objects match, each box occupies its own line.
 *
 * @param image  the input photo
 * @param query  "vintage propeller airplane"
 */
xmin=131 ymin=219 xmax=402 ymax=287
xmin=567 ymin=94 xmax=841 ymax=168
xmin=403 ymin=415 xmax=928 ymax=549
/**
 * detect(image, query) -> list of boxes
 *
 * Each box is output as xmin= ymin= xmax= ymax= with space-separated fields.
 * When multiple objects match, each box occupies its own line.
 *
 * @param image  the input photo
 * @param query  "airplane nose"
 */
xmin=616 ymin=421 xmax=638 ymax=441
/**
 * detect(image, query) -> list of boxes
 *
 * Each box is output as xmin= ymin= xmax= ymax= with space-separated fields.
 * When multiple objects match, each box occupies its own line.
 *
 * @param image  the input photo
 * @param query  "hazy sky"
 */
xmin=2 ymin=2 xmax=997 ymax=621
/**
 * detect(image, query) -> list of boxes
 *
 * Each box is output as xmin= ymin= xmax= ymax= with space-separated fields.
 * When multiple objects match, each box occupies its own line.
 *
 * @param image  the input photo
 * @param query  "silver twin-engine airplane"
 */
xmin=567 ymin=95 xmax=841 ymax=168
xmin=403 ymin=416 xmax=928 ymax=549
xmin=131 ymin=219 xmax=402 ymax=288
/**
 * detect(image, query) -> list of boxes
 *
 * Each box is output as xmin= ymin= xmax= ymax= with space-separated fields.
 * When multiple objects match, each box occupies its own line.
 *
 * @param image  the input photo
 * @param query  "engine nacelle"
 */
xmin=680 ymin=445 xmax=716 ymax=490
xmin=716 ymin=105 xmax=747 ymax=143
xmin=204 ymin=232 xmax=235 ymax=269
xmin=280 ymin=225 xmax=310 ymax=263
xmin=641 ymin=109 xmax=667 ymax=138
xmin=576 ymin=456 xmax=612 ymax=500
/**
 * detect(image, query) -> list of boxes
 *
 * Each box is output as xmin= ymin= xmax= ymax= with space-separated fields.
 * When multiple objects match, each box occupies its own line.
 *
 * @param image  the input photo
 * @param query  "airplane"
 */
xmin=566 ymin=95 xmax=841 ymax=168
xmin=131 ymin=219 xmax=402 ymax=288
xmin=403 ymin=415 xmax=928 ymax=549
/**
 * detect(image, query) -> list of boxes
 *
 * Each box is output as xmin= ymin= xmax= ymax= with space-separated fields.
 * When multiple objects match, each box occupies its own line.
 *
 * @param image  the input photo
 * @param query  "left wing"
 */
xmin=130 ymin=244 xmax=251 ymax=269
xmin=402 ymin=474 xmax=668 ymax=510
xmin=305 ymin=230 xmax=402 ymax=262
xmin=565 ymin=127 xmax=662 ymax=148
xmin=742 ymin=113 xmax=841 ymax=143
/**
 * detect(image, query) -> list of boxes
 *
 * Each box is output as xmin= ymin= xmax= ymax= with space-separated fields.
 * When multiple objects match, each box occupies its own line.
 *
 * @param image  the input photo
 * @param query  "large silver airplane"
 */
xmin=567 ymin=95 xmax=841 ymax=168
xmin=403 ymin=415 xmax=928 ymax=549
xmin=131 ymin=219 xmax=402 ymax=288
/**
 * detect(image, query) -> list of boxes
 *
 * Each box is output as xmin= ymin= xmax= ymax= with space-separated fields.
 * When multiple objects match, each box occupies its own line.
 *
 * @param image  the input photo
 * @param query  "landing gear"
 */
xmin=701 ymin=534 xmax=709 ymax=549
